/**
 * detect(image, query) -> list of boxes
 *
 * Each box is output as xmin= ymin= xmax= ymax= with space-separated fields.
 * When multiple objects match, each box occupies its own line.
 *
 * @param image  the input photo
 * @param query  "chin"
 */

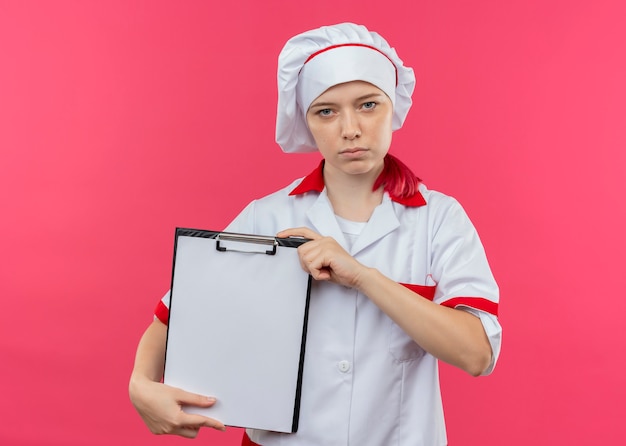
xmin=343 ymin=163 xmax=380 ymax=176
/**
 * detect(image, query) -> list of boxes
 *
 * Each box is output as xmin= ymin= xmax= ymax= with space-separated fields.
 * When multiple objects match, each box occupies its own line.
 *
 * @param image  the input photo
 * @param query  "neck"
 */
xmin=323 ymin=163 xmax=384 ymax=222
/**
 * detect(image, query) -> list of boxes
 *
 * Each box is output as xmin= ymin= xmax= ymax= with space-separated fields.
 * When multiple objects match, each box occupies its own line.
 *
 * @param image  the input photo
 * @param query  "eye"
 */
xmin=362 ymin=101 xmax=377 ymax=110
xmin=318 ymin=108 xmax=333 ymax=117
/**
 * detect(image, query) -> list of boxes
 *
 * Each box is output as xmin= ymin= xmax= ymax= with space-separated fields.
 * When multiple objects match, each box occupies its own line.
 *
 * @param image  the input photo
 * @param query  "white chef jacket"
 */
xmin=156 ymin=162 xmax=501 ymax=446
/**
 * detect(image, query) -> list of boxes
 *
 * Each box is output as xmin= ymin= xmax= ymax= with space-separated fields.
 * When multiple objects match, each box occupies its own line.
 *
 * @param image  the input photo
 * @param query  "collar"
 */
xmin=289 ymin=160 xmax=427 ymax=207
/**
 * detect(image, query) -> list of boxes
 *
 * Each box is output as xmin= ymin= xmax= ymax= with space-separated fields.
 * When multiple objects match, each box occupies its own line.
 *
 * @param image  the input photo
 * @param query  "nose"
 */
xmin=341 ymin=112 xmax=361 ymax=140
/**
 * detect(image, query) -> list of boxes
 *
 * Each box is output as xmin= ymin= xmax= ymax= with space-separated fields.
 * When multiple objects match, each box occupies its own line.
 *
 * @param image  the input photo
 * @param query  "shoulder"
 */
xmin=225 ymin=176 xmax=313 ymax=233
xmin=252 ymin=177 xmax=309 ymax=207
xmin=412 ymin=183 xmax=477 ymax=233
xmin=417 ymin=183 xmax=463 ymax=213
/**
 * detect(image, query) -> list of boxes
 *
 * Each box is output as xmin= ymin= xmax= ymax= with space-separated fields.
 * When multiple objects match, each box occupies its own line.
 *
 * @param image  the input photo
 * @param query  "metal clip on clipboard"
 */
xmin=215 ymin=232 xmax=278 ymax=255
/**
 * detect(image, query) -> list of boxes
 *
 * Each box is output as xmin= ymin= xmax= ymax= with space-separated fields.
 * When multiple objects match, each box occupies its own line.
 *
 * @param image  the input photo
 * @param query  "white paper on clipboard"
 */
xmin=163 ymin=228 xmax=311 ymax=433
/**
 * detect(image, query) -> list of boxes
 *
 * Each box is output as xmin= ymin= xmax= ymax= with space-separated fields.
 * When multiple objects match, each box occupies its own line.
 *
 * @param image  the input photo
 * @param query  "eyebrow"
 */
xmin=309 ymin=92 xmax=385 ymax=109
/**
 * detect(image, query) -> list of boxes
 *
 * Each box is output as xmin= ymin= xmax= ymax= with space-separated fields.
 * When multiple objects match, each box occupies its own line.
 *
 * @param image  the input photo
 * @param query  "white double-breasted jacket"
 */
xmin=157 ymin=162 xmax=501 ymax=446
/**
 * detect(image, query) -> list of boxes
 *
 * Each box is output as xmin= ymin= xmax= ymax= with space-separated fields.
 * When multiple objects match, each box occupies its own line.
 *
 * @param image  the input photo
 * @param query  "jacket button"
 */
xmin=337 ymin=360 xmax=351 ymax=373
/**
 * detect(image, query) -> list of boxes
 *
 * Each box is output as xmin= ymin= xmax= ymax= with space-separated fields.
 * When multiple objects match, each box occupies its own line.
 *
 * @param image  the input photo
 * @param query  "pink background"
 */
xmin=1 ymin=1 xmax=625 ymax=444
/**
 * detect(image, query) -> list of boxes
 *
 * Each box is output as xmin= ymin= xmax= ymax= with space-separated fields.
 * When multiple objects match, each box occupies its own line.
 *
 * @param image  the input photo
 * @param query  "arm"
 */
xmin=276 ymin=228 xmax=492 ymax=376
xmin=354 ymin=267 xmax=492 ymax=376
xmin=128 ymin=320 xmax=226 ymax=438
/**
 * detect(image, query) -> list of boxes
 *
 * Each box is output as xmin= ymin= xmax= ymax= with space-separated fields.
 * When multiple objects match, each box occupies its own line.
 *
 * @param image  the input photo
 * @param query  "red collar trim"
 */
xmin=289 ymin=161 xmax=326 ymax=195
xmin=289 ymin=161 xmax=427 ymax=207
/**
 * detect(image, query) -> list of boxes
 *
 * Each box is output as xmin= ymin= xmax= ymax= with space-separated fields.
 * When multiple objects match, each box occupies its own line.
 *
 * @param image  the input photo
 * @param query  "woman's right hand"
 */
xmin=129 ymin=320 xmax=226 ymax=438
xmin=129 ymin=376 xmax=226 ymax=438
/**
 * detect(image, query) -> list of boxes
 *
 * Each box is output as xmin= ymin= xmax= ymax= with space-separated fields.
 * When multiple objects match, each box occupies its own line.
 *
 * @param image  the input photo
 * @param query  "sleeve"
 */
xmin=430 ymin=197 xmax=502 ymax=375
xmin=153 ymin=291 xmax=171 ymax=324
xmin=152 ymin=201 xmax=260 ymax=323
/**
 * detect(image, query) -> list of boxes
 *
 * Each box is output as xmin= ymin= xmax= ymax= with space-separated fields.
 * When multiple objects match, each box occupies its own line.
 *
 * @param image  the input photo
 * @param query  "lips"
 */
xmin=340 ymin=147 xmax=368 ymax=154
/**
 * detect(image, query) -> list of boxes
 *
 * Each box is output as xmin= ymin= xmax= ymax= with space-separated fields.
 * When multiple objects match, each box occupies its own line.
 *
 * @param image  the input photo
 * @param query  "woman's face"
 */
xmin=306 ymin=80 xmax=393 ymax=179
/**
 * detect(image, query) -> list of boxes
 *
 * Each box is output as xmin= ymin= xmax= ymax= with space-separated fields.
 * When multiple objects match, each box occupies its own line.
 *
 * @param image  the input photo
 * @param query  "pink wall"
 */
xmin=1 ymin=1 xmax=624 ymax=444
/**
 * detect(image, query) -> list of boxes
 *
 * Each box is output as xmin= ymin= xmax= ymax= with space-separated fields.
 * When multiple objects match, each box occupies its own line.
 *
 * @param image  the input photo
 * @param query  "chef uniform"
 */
xmin=155 ymin=23 xmax=501 ymax=446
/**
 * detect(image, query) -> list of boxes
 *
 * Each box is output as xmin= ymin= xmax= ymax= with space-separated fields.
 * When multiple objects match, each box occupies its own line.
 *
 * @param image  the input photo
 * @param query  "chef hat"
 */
xmin=276 ymin=22 xmax=416 ymax=153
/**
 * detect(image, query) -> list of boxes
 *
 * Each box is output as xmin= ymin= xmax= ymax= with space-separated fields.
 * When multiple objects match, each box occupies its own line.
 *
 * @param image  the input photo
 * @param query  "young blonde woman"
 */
xmin=130 ymin=23 xmax=502 ymax=446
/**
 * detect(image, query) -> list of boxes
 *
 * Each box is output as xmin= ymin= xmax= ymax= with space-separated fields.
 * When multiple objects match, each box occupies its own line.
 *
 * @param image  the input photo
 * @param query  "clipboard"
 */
xmin=163 ymin=228 xmax=312 ymax=433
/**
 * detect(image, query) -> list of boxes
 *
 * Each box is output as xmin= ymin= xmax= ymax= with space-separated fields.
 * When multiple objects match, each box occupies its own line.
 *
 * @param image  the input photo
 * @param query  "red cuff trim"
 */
xmin=154 ymin=300 xmax=169 ymax=325
xmin=441 ymin=297 xmax=499 ymax=316
xmin=400 ymin=286 xmax=499 ymax=316
xmin=400 ymin=283 xmax=437 ymax=301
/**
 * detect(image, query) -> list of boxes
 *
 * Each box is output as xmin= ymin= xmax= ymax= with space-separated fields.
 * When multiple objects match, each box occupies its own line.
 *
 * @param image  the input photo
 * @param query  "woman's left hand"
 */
xmin=277 ymin=227 xmax=367 ymax=289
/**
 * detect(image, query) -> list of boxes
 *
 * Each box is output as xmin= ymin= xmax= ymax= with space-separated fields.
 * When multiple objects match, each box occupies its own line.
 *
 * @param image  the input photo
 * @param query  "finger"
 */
xmin=175 ymin=425 xmax=202 ymax=439
xmin=311 ymin=267 xmax=332 ymax=281
xmin=175 ymin=390 xmax=217 ymax=408
xmin=276 ymin=227 xmax=321 ymax=240
xmin=301 ymin=252 xmax=332 ymax=281
xmin=181 ymin=412 xmax=227 ymax=432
